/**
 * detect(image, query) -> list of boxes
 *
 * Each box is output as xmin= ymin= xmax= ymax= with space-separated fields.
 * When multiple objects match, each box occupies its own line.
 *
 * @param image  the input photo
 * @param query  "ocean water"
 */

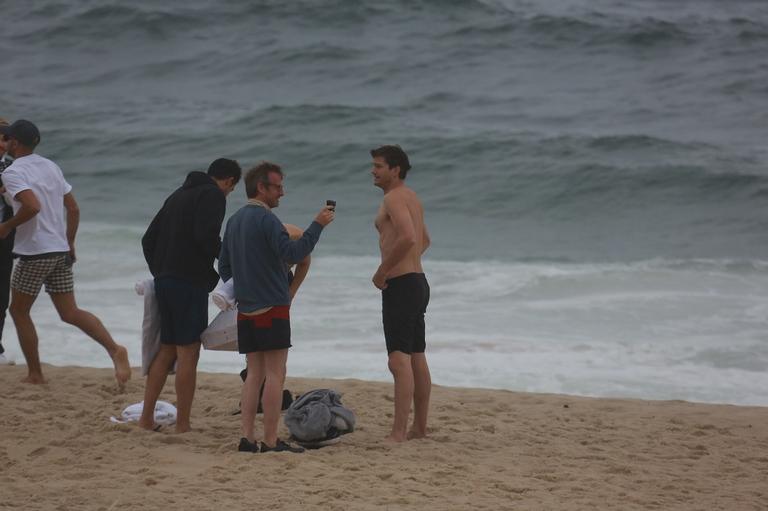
xmin=2 ymin=0 xmax=768 ymax=405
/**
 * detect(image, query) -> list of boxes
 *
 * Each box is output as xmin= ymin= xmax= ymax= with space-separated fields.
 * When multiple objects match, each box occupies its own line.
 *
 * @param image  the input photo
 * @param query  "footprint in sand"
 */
xmin=28 ymin=447 xmax=49 ymax=457
xmin=158 ymin=435 xmax=187 ymax=445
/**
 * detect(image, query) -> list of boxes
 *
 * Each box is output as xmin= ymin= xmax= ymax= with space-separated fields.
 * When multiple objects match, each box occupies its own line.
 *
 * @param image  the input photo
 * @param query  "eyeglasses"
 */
xmin=264 ymin=182 xmax=284 ymax=192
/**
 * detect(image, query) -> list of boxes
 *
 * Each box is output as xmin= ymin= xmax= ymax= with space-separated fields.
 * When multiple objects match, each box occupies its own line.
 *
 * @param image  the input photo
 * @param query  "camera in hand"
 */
xmin=326 ymin=200 xmax=336 ymax=211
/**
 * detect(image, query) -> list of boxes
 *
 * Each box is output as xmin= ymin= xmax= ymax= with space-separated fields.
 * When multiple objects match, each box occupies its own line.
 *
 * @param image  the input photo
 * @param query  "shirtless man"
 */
xmin=371 ymin=145 xmax=432 ymax=442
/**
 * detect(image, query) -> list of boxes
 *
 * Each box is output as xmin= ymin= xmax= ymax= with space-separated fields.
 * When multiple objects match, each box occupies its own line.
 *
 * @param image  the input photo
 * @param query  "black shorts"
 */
xmin=154 ymin=276 xmax=208 ymax=346
xmin=382 ymin=273 xmax=430 ymax=355
xmin=237 ymin=305 xmax=292 ymax=353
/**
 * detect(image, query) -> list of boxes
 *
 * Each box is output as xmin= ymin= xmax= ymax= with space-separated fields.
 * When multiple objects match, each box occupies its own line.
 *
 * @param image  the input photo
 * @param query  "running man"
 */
xmin=0 ymin=119 xmax=131 ymax=385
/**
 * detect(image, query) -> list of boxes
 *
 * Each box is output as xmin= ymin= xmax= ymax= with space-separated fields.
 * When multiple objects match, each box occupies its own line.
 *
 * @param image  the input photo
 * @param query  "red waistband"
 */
xmin=237 ymin=305 xmax=290 ymax=324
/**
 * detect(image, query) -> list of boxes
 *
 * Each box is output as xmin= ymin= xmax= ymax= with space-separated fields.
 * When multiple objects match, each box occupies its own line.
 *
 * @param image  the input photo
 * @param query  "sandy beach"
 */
xmin=1 ymin=364 xmax=766 ymax=510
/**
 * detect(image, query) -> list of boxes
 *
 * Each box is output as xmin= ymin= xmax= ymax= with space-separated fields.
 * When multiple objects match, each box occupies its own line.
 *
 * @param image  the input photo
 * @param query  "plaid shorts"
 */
xmin=12 ymin=253 xmax=75 ymax=296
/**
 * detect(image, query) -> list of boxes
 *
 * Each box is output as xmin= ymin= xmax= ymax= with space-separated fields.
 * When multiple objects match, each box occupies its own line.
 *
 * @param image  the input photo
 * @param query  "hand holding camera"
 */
xmin=314 ymin=200 xmax=336 ymax=226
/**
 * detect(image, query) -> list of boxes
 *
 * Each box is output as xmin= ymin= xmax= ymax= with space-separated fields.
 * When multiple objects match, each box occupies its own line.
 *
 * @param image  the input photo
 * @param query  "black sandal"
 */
xmin=260 ymin=439 xmax=305 ymax=453
xmin=237 ymin=437 xmax=260 ymax=453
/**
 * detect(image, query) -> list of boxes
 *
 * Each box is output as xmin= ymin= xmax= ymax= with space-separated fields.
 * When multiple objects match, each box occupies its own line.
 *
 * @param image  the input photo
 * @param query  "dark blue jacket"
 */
xmin=219 ymin=204 xmax=322 ymax=313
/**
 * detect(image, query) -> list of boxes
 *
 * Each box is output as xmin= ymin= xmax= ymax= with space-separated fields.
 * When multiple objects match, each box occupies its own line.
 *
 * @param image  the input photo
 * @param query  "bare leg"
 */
xmin=138 ymin=344 xmax=177 ymax=430
xmin=386 ymin=351 xmax=414 ymax=443
xmin=408 ymin=352 xmax=431 ymax=439
xmin=261 ymin=349 xmax=288 ymax=448
xmin=9 ymin=290 xmax=45 ymax=384
xmin=241 ymin=352 xmax=266 ymax=442
xmin=174 ymin=342 xmax=201 ymax=433
xmin=50 ymin=291 xmax=131 ymax=385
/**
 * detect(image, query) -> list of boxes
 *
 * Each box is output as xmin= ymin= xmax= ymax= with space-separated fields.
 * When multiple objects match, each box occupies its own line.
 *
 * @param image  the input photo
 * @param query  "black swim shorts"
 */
xmin=154 ymin=276 xmax=208 ymax=346
xmin=237 ymin=305 xmax=292 ymax=353
xmin=382 ymin=273 xmax=430 ymax=355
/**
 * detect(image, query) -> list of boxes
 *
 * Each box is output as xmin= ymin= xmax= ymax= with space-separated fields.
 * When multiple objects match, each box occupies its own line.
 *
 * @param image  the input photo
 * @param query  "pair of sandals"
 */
xmin=238 ymin=437 xmax=305 ymax=453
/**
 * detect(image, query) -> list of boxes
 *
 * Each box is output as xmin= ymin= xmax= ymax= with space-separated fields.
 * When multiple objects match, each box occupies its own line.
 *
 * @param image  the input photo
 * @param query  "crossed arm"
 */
xmin=0 ymin=190 xmax=80 ymax=260
xmin=0 ymin=189 xmax=41 ymax=240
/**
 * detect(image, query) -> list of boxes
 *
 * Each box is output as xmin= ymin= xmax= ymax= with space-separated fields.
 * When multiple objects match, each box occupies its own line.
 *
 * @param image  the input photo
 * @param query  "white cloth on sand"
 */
xmin=110 ymin=400 xmax=177 ymax=425
xmin=211 ymin=278 xmax=235 ymax=311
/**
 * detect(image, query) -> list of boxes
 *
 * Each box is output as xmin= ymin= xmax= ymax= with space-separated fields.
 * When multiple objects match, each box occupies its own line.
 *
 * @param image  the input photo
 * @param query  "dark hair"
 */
xmin=1 ymin=119 xmax=41 ymax=149
xmin=370 ymin=145 xmax=411 ymax=179
xmin=208 ymin=158 xmax=242 ymax=184
xmin=245 ymin=161 xmax=283 ymax=198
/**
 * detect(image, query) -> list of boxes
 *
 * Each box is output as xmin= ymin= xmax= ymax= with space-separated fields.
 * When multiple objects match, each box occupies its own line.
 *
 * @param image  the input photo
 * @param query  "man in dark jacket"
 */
xmin=139 ymin=158 xmax=241 ymax=433
xmin=0 ymin=117 xmax=14 ymax=365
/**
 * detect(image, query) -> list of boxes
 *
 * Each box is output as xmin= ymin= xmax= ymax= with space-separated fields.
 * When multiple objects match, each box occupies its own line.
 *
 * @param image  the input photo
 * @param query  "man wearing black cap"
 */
xmin=140 ymin=158 xmax=242 ymax=433
xmin=0 ymin=119 xmax=132 ymax=385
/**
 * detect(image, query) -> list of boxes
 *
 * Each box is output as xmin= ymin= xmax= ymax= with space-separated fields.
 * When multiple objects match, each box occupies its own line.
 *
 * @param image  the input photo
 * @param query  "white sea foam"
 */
xmin=4 ymin=223 xmax=768 ymax=406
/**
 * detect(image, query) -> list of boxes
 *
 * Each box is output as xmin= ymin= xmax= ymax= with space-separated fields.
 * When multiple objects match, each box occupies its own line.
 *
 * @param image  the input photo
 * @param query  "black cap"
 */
xmin=0 ymin=120 xmax=41 ymax=148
